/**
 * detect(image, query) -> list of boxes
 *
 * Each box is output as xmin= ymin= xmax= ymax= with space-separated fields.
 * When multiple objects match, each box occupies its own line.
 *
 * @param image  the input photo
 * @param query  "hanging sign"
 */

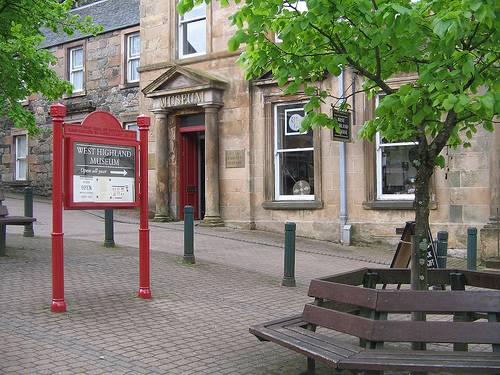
xmin=63 ymin=111 xmax=139 ymax=209
xmin=331 ymin=109 xmax=351 ymax=142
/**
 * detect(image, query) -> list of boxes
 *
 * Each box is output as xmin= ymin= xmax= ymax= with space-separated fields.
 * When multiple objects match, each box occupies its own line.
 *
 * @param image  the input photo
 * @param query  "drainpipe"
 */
xmin=339 ymin=69 xmax=351 ymax=245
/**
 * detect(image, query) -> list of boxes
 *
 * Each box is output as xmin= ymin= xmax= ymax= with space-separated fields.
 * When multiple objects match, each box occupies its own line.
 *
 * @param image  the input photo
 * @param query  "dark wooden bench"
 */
xmin=0 ymin=191 xmax=36 ymax=256
xmin=250 ymin=268 xmax=500 ymax=374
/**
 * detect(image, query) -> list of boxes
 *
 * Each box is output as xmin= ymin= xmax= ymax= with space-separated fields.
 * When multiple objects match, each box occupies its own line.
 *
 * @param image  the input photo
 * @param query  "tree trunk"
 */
xmin=412 ymin=148 xmax=434 ymax=291
xmin=411 ymin=147 xmax=434 ymax=356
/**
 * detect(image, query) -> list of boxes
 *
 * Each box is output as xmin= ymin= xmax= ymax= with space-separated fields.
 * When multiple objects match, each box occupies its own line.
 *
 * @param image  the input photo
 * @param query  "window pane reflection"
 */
xmin=182 ymin=19 xmax=206 ymax=55
xmin=279 ymin=151 xmax=314 ymax=196
xmin=381 ymin=145 xmax=417 ymax=195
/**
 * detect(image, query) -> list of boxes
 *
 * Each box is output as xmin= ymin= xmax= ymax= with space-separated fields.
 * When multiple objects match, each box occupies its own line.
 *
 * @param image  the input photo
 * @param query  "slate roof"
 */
xmin=40 ymin=0 xmax=139 ymax=48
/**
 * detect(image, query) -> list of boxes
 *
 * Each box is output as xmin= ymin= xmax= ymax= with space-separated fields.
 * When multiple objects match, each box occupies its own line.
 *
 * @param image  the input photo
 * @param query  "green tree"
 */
xmin=0 ymin=0 xmax=101 ymax=134
xmin=179 ymin=0 xmax=499 ymax=288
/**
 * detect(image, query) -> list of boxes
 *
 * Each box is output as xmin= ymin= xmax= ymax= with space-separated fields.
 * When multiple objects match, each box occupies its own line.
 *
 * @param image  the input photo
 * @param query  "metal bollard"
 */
xmin=183 ymin=205 xmax=195 ymax=264
xmin=104 ymin=208 xmax=115 ymax=247
xmin=436 ymin=231 xmax=448 ymax=269
xmin=23 ymin=187 xmax=34 ymax=237
xmin=467 ymin=227 xmax=477 ymax=271
xmin=282 ymin=222 xmax=296 ymax=287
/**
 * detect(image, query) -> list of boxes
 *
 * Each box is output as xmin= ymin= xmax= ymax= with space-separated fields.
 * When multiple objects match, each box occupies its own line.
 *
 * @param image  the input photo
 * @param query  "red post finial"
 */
xmin=137 ymin=114 xmax=151 ymax=130
xmin=50 ymin=103 xmax=67 ymax=119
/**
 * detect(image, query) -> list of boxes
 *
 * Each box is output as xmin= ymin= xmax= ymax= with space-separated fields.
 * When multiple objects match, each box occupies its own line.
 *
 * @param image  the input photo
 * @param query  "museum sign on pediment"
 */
xmin=160 ymin=91 xmax=204 ymax=108
xmin=143 ymin=65 xmax=227 ymax=110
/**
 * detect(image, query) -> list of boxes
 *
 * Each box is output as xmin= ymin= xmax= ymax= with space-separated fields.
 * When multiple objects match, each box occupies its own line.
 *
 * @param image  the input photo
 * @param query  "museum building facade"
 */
xmin=138 ymin=1 xmax=499 ymax=254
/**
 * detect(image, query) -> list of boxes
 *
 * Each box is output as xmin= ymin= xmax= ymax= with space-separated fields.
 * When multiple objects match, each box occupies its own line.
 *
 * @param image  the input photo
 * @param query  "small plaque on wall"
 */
xmin=225 ymin=150 xmax=245 ymax=168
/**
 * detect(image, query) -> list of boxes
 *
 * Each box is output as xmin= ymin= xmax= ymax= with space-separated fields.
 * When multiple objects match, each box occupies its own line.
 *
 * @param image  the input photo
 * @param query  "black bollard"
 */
xmin=436 ymin=231 xmax=448 ymax=269
xmin=467 ymin=227 xmax=477 ymax=271
xmin=104 ymin=208 xmax=115 ymax=248
xmin=183 ymin=205 xmax=195 ymax=264
xmin=23 ymin=187 xmax=34 ymax=237
xmin=282 ymin=222 xmax=296 ymax=287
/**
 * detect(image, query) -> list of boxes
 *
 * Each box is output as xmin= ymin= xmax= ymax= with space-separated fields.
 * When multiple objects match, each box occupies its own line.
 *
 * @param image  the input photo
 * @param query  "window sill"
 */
xmin=120 ymin=82 xmax=139 ymax=90
xmin=363 ymin=200 xmax=437 ymax=210
xmin=174 ymin=50 xmax=240 ymax=66
xmin=5 ymin=180 xmax=31 ymax=187
xmin=262 ymin=200 xmax=323 ymax=210
xmin=63 ymin=90 xmax=86 ymax=99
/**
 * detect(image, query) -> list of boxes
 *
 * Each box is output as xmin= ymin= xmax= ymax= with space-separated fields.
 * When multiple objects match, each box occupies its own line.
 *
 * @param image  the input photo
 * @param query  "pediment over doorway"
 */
xmin=142 ymin=65 xmax=227 ymax=110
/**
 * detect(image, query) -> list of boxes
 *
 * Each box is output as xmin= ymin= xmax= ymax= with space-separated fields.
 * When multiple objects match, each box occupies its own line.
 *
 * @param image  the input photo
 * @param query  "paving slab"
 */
xmin=1 ymin=235 xmax=341 ymax=374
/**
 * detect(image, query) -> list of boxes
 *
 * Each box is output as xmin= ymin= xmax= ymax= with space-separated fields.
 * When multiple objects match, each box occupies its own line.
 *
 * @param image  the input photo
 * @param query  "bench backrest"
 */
xmin=305 ymin=269 xmax=500 ymax=346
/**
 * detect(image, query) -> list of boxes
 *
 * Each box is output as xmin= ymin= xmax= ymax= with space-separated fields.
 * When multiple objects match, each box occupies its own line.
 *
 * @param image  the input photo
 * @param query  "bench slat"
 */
xmin=376 ymin=290 xmax=500 ymax=312
xmin=308 ymin=280 xmax=377 ymax=309
xmin=253 ymin=316 xmax=361 ymax=356
xmin=464 ymin=270 xmax=500 ymax=290
xmin=303 ymin=304 xmax=500 ymax=344
xmin=250 ymin=316 xmax=362 ymax=368
xmin=340 ymin=350 xmax=500 ymax=373
xmin=315 ymin=268 xmax=368 ymax=285
xmin=285 ymin=325 xmax=361 ymax=356
xmin=0 ymin=216 xmax=36 ymax=224
xmin=317 ymin=268 xmax=500 ymax=290
xmin=309 ymin=279 xmax=500 ymax=312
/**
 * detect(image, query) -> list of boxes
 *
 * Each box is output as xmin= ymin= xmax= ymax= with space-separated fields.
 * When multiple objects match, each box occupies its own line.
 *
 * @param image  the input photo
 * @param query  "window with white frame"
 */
xmin=375 ymin=96 xmax=417 ymax=200
xmin=14 ymin=135 xmax=28 ymax=181
xmin=274 ymin=102 xmax=314 ymax=200
xmin=69 ymin=46 xmax=84 ymax=92
xmin=124 ymin=122 xmax=139 ymax=140
xmin=126 ymin=33 xmax=140 ymax=83
xmin=178 ymin=3 xmax=206 ymax=58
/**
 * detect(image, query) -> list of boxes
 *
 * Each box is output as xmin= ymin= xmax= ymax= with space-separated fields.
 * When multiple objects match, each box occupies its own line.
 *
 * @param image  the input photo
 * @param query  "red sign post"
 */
xmin=137 ymin=115 xmax=151 ymax=299
xmin=49 ymin=104 xmax=152 ymax=312
xmin=50 ymin=104 xmax=66 ymax=312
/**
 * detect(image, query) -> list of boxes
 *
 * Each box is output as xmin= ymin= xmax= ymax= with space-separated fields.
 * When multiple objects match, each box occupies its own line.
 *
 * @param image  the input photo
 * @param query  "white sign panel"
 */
xmin=73 ymin=143 xmax=136 ymax=203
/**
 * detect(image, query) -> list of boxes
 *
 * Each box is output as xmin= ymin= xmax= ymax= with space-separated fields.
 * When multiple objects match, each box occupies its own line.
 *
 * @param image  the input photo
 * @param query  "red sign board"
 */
xmin=63 ymin=112 xmax=139 ymax=209
xmin=49 ymin=105 xmax=152 ymax=313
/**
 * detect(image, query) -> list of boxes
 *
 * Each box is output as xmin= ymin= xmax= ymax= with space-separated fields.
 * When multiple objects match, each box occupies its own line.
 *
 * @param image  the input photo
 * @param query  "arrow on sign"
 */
xmin=110 ymin=169 xmax=128 ymax=176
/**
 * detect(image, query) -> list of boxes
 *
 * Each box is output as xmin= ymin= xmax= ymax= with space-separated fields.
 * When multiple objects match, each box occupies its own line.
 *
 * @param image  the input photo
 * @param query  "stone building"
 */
xmin=0 ymin=0 xmax=141 ymax=196
xmin=138 ymin=0 xmax=499 ymax=257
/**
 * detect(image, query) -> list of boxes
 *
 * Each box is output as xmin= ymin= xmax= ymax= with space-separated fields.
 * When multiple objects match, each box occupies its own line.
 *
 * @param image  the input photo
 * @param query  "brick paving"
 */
xmin=0 ymin=194 xmax=468 ymax=374
xmin=3 ymin=194 xmax=394 ymax=287
xmin=1 ymin=235 xmax=338 ymax=374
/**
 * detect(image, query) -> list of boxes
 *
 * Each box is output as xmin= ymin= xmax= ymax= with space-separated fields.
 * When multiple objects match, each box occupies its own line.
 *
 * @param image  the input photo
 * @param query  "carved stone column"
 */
xmin=200 ymin=104 xmax=223 ymax=226
xmin=152 ymin=110 xmax=172 ymax=222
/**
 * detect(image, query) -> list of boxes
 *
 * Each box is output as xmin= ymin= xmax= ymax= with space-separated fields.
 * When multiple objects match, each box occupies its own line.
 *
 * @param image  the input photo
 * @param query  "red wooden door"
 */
xmin=179 ymin=133 xmax=199 ymax=219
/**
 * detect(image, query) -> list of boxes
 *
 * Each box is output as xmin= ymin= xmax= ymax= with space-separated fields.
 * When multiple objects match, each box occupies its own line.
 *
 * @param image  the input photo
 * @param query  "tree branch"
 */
xmin=345 ymin=57 xmax=395 ymax=95
xmin=464 ymin=23 xmax=480 ymax=50
xmin=463 ymin=54 xmax=500 ymax=91
xmin=429 ymin=110 xmax=457 ymax=160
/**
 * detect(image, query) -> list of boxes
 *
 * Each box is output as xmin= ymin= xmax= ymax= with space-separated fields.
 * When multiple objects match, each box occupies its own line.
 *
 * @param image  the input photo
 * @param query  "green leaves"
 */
xmin=442 ymin=95 xmax=457 ymax=111
xmin=177 ymin=0 xmax=498 ymax=172
xmin=0 ymin=0 xmax=101 ymax=133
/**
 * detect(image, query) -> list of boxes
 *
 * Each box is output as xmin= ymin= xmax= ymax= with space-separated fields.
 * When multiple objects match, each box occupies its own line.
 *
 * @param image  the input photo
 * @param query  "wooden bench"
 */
xmin=0 ymin=191 xmax=36 ymax=256
xmin=250 ymin=268 xmax=500 ymax=374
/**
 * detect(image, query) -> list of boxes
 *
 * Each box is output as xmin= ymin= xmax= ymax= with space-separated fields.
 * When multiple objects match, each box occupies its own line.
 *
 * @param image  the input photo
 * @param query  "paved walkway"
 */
xmin=4 ymin=194 xmax=394 ymax=287
xmin=0 ymin=194 xmax=400 ymax=374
